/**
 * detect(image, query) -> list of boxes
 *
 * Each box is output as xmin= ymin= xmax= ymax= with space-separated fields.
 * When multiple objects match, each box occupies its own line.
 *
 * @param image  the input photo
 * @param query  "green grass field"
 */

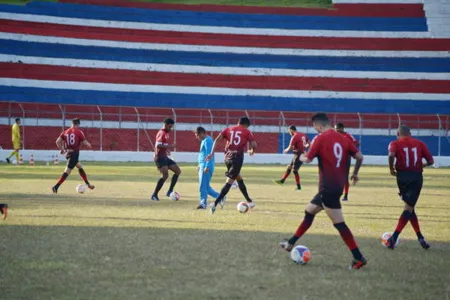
xmin=1 ymin=163 xmax=450 ymax=299
xmin=0 ymin=0 xmax=332 ymax=8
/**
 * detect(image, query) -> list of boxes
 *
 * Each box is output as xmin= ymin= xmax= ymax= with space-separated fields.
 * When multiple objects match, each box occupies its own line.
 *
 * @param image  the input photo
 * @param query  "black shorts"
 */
xmin=288 ymin=153 xmax=303 ymax=171
xmin=310 ymin=192 xmax=342 ymax=209
xmin=155 ymin=157 xmax=177 ymax=169
xmin=66 ymin=152 xmax=80 ymax=169
xmin=225 ymin=156 xmax=244 ymax=180
xmin=396 ymin=171 xmax=423 ymax=207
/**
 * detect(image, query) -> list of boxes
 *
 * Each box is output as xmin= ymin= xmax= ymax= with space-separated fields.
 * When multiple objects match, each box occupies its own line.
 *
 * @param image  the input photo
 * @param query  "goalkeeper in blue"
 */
xmin=194 ymin=126 xmax=221 ymax=209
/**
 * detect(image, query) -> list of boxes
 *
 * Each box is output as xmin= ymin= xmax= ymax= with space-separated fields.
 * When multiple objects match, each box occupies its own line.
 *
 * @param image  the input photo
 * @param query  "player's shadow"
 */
xmin=1 ymin=224 xmax=450 ymax=300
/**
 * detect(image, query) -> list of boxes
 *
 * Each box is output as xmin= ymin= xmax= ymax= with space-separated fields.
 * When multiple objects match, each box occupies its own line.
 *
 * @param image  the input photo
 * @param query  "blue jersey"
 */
xmin=198 ymin=135 xmax=214 ymax=170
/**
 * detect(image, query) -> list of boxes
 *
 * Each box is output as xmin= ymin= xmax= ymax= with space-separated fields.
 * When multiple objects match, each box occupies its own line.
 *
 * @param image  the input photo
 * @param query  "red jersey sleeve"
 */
xmin=348 ymin=139 xmax=359 ymax=157
xmin=221 ymin=128 xmax=230 ymax=141
xmin=156 ymin=131 xmax=167 ymax=144
xmin=246 ymin=129 xmax=255 ymax=142
xmin=77 ymin=130 xmax=86 ymax=142
xmin=306 ymin=135 xmax=321 ymax=161
xmin=421 ymin=141 xmax=434 ymax=164
xmin=388 ymin=141 xmax=397 ymax=154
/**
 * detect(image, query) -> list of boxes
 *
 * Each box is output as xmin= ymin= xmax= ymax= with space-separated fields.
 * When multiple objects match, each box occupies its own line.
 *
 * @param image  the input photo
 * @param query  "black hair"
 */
xmin=239 ymin=116 xmax=251 ymax=126
xmin=398 ymin=124 xmax=411 ymax=136
xmin=195 ymin=126 xmax=206 ymax=134
xmin=335 ymin=122 xmax=344 ymax=129
xmin=72 ymin=118 xmax=81 ymax=126
xmin=288 ymin=125 xmax=297 ymax=131
xmin=15 ymin=117 xmax=20 ymax=123
xmin=311 ymin=112 xmax=329 ymax=125
xmin=164 ymin=118 xmax=175 ymax=125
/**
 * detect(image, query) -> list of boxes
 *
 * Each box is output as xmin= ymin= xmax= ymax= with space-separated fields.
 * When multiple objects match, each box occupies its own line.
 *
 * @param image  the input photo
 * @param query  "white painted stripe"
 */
xmin=0 ymin=12 xmax=433 ymax=38
xmin=1 ymin=78 xmax=449 ymax=100
xmin=2 ymin=55 xmax=450 ymax=81
xmin=3 ymin=32 xmax=449 ymax=58
xmin=0 ymin=117 xmax=441 ymax=136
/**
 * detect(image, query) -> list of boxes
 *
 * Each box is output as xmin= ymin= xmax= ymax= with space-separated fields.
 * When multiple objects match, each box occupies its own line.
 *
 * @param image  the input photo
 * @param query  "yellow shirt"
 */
xmin=12 ymin=123 xmax=20 ymax=142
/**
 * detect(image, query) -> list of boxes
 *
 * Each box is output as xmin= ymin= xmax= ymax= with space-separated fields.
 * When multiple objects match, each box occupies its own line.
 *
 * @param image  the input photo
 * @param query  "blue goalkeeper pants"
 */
xmin=198 ymin=166 xmax=219 ymax=208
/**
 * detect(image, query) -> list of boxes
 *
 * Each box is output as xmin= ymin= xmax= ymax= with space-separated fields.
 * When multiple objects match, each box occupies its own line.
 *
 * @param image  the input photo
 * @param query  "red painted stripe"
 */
xmin=60 ymin=0 xmax=424 ymax=18
xmin=1 ymin=20 xmax=449 ymax=51
xmin=2 ymin=62 xmax=449 ymax=94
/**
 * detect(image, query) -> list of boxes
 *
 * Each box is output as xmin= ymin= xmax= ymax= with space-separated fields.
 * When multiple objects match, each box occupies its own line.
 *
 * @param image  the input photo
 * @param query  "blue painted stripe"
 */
xmin=278 ymin=134 xmax=450 ymax=155
xmin=1 ymin=40 xmax=449 ymax=72
xmin=0 ymin=2 xmax=428 ymax=31
xmin=1 ymin=86 xmax=449 ymax=114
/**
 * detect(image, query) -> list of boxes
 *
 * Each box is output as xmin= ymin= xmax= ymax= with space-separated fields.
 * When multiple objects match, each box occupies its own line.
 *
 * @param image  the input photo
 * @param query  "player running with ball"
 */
xmin=386 ymin=125 xmax=433 ymax=250
xmin=52 ymin=118 xmax=95 ymax=193
xmin=280 ymin=113 xmax=367 ymax=270
xmin=206 ymin=117 xmax=257 ymax=214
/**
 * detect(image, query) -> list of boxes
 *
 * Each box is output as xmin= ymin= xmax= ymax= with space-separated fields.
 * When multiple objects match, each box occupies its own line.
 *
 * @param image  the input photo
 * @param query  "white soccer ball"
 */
xmin=236 ymin=201 xmax=249 ymax=213
xmin=381 ymin=232 xmax=400 ymax=247
xmin=12 ymin=160 xmax=17 ymax=165
xmin=76 ymin=184 xmax=86 ymax=194
xmin=170 ymin=191 xmax=181 ymax=201
xmin=290 ymin=245 xmax=311 ymax=265
xmin=231 ymin=182 xmax=238 ymax=189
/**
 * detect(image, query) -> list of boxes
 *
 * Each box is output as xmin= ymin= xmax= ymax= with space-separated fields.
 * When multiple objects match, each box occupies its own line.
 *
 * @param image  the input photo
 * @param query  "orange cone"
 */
xmin=29 ymin=153 xmax=35 ymax=166
xmin=54 ymin=154 xmax=59 ymax=165
xmin=19 ymin=153 xmax=23 ymax=165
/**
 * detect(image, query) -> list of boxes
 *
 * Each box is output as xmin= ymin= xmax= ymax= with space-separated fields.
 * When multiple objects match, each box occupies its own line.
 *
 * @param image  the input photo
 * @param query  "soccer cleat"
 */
xmin=247 ymin=201 xmax=255 ymax=209
xmin=294 ymin=186 xmax=302 ymax=191
xmin=279 ymin=239 xmax=294 ymax=252
xmin=0 ymin=204 xmax=8 ymax=220
xmin=419 ymin=238 xmax=430 ymax=250
xmin=272 ymin=179 xmax=284 ymax=186
xmin=51 ymin=186 xmax=58 ymax=194
xmin=151 ymin=194 xmax=160 ymax=201
xmin=342 ymin=194 xmax=348 ymax=201
xmin=196 ymin=205 xmax=206 ymax=210
xmin=87 ymin=184 xmax=95 ymax=190
xmin=350 ymin=257 xmax=367 ymax=270
xmin=387 ymin=236 xmax=397 ymax=250
xmin=219 ymin=196 xmax=227 ymax=209
xmin=210 ymin=203 xmax=216 ymax=214
xmin=6 ymin=158 xmax=10 ymax=164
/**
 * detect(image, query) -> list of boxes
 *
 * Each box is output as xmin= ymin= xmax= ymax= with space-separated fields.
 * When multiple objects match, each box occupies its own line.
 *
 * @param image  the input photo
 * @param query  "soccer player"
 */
xmin=151 ymin=118 xmax=181 ymax=201
xmin=206 ymin=117 xmax=257 ymax=214
xmin=386 ymin=125 xmax=433 ymax=250
xmin=335 ymin=122 xmax=360 ymax=201
xmin=273 ymin=125 xmax=310 ymax=190
xmin=194 ymin=126 xmax=219 ymax=209
xmin=0 ymin=203 xmax=7 ymax=220
xmin=280 ymin=113 xmax=367 ymax=270
xmin=5 ymin=118 xmax=21 ymax=164
xmin=52 ymin=118 xmax=95 ymax=193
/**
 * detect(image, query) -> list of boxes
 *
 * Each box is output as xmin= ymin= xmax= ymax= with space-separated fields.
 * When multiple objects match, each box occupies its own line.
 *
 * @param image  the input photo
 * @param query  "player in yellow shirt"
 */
xmin=6 ymin=118 xmax=21 ymax=164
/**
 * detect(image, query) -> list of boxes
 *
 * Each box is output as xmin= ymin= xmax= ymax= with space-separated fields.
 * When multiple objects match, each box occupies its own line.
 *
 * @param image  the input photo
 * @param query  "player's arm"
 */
xmin=248 ymin=140 xmax=257 ymax=156
xmin=56 ymin=136 xmax=65 ymax=152
xmin=388 ymin=141 xmax=397 ymax=176
xmin=304 ymin=135 xmax=311 ymax=149
xmin=351 ymin=152 xmax=363 ymax=185
xmin=204 ymin=138 xmax=214 ymax=172
xmin=421 ymin=142 xmax=434 ymax=167
xmin=300 ymin=136 xmax=319 ymax=163
xmin=206 ymin=133 xmax=224 ymax=161
xmin=283 ymin=137 xmax=294 ymax=154
xmin=82 ymin=140 xmax=92 ymax=149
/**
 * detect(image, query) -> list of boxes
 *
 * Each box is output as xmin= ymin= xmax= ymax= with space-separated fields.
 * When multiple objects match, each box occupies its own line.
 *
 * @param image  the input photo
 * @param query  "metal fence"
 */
xmin=0 ymin=102 xmax=449 ymax=155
